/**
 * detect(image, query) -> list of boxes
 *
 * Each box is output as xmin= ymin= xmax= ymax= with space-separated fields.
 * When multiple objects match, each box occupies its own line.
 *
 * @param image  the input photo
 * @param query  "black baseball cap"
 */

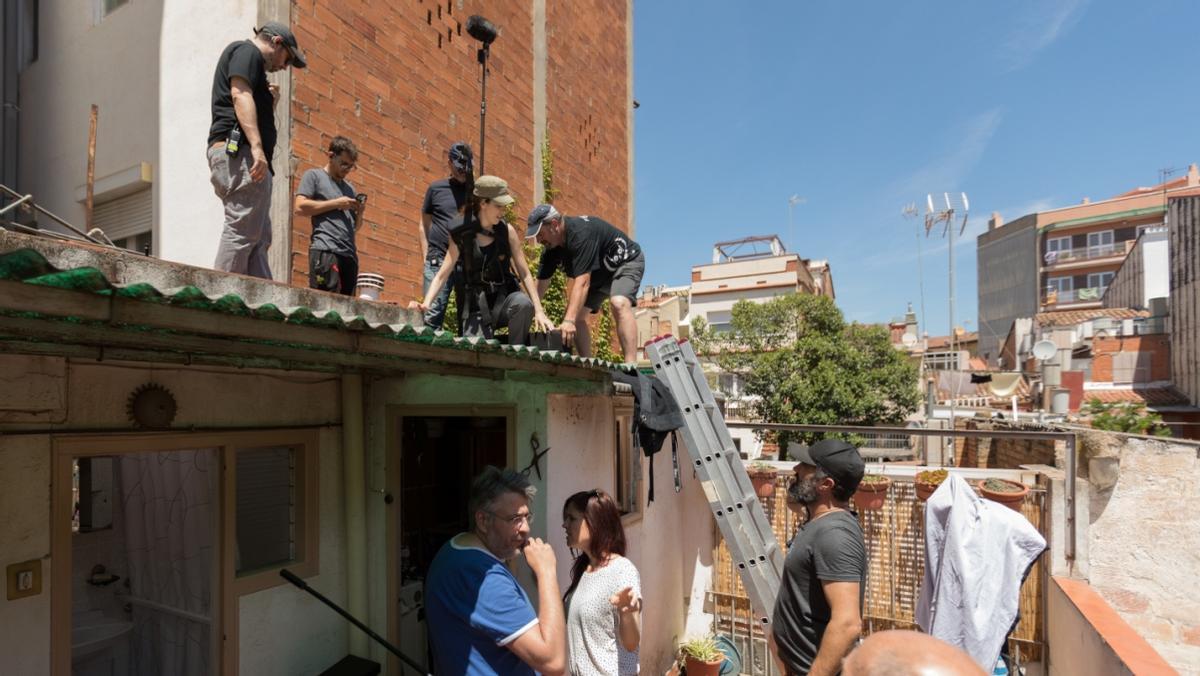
xmin=255 ymin=21 xmax=307 ymax=69
xmin=788 ymin=439 xmax=865 ymax=494
xmin=449 ymin=142 xmax=473 ymax=173
xmin=525 ymin=203 xmax=559 ymax=238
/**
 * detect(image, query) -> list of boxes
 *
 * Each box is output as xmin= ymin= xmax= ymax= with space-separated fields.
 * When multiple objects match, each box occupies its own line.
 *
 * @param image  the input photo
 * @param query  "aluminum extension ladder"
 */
xmin=644 ymin=335 xmax=784 ymax=627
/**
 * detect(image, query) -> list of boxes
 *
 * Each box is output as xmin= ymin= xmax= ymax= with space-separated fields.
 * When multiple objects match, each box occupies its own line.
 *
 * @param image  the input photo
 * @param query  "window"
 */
xmin=1088 ymin=272 xmax=1114 ymax=290
xmin=613 ymin=407 xmax=640 ymax=519
xmin=94 ymin=0 xmax=129 ymax=22
xmin=1044 ymin=236 xmax=1071 ymax=263
xmin=718 ymin=372 xmax=743 ymax=397
xmin=1046 ymin=276 xmax=1073 ymax=293
xmin=235 ymin=445 xmax=297 ymax=573
xmin=1087 ymin=230 xmax=1114 ymax=257
xmin=94 ymin=187 xmax=153 ymax=253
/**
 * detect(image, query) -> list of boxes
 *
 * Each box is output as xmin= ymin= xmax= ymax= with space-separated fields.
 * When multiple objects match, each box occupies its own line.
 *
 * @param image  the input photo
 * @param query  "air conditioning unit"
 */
xmin=1149 ymin=296 xmax=1168 ymax=317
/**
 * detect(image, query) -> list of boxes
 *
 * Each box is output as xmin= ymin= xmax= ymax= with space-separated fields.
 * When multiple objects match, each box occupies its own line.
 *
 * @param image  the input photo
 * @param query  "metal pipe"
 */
xmin=0 ymin=192 xmax=31 ymax=217
xmin=341 ymin=373 xmax=370 ymax=656
xmin=0 ymin=183 xmax=104 ymax=244
xmin=1065 ymin=434 xmax=1076 ymax=561
xmin=726 ymin=421 xmax=1071 ymax=442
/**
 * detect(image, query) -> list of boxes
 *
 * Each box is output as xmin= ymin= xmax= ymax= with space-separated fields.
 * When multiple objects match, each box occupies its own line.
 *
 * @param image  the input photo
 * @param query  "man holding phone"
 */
xmin=295 ymin=136 xmax=364 ymax=295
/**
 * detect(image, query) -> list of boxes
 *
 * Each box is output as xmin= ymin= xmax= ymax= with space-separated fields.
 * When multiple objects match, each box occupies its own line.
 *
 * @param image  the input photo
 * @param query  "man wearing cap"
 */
xmin=525 ymin=205 xmax=644 ymax=363
xmin=207 ymin=21 xmax=306 ymax=279
xmin=415 ymin=176 xmax=554 ymax=345
xmin=770 ymin=439 xmax=867 ymax=676
xmin=419 ymin=142 xmax=473 ymax=329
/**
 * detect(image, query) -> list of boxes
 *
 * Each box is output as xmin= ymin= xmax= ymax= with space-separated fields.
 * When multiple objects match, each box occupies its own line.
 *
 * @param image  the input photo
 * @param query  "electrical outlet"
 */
xmin=6 ymin=560 xmax=41 ymax=600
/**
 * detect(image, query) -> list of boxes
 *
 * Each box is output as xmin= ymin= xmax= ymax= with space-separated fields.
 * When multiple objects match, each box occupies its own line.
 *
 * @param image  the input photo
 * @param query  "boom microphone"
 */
xmin=467 ymin=15 xmax=498 ymax=44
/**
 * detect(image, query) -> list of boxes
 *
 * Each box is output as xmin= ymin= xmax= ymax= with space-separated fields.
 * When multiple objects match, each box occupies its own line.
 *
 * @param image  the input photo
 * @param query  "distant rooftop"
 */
xmin=710 ymin=235 xmax=791 ymax=263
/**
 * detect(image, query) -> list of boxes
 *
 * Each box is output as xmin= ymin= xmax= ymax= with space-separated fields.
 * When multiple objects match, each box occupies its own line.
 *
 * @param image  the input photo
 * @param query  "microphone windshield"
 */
xmin=467 ymin=15 xmax=498 ymax=44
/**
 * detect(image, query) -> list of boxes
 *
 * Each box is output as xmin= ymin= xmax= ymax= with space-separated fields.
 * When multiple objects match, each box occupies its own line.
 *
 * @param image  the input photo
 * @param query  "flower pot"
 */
xmin=978 ymin=478 xmax=1029 ymax=512
xmin=748 ymin=471 xmax=776 ymax=498
xmin=853 ymin=476 xmax=891 ymax=511
xmin=915 ymin=481 xmax=941 ymax=502
xmin=684 ymin=655 xmax=724 ymax=676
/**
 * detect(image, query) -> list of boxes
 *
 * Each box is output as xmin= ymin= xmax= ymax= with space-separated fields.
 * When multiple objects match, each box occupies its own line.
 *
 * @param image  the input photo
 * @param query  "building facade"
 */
xmin=11 ymin=1 xmax=635 ymax=303
xmin=976 ymin=165 xmax=1199 ymax=364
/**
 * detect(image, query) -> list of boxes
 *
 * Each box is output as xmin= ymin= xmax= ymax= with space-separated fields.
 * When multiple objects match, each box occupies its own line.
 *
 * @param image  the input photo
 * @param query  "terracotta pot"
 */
xmin=748 ymin=471 xmax=776 ymax=498
xmin=853 ymin=476 xmax=891 ymax=511
xmin=684 ymin=655 xmax=724 ymax=676
xmin=978 ymin=478 xmax=1029 ymax=512
xmin=915 ymin=481 xmax=941 ymax=502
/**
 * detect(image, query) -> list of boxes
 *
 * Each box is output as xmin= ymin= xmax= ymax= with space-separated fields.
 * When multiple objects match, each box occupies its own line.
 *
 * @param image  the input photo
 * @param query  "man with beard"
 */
xmin=770 ymin=439 xmax=867 ymax=676
xmin=425 ymin=466 xmax=566 ymax=675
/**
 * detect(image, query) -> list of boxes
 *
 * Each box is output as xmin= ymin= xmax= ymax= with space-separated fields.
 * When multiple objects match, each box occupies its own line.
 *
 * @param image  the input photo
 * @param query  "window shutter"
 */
xmin=93 ymin=188 xmax=152 ymax=242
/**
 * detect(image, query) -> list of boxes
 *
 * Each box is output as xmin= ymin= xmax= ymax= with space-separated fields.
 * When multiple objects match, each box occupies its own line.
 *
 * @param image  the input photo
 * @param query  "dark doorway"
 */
xmin=394 ymin=415 xmax=509 ymax=674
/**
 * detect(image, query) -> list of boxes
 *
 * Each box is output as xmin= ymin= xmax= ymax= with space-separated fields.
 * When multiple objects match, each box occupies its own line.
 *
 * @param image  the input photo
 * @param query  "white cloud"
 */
xmin=999 ymin=0 xmax=1089 ymax=72
xmin=890 ymin=108 xmax=1005 ymax=199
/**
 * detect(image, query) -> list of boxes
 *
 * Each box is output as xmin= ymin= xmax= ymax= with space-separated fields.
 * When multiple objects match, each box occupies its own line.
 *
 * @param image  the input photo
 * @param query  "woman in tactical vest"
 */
xmin=415 ymin=175 xmax=554 ymax=344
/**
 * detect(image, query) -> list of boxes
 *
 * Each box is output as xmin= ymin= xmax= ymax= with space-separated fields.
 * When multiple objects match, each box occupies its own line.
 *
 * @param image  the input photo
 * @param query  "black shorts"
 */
xmin=585 ymin=252 xmax=645 ymax=312
xmin=309 ymin=250 xmax=359 ymax=296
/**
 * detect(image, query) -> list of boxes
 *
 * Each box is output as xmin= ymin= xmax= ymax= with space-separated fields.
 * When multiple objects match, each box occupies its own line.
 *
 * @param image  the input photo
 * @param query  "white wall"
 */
xmin=0 ymin=356 xmax=345 ymax=674
xmin=547 ymin=394 xmax=715 ymax=674
xmin=1140 ymin=230 xmax=1169 ymax=307
xmin=157 ymin=0 xmax=259 ymax=268
xmin=17 ymin=0 xmax=160 ymax=230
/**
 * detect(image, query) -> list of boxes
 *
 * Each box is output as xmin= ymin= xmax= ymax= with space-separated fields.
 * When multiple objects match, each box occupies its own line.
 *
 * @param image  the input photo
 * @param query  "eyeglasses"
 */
xmin=488 ymin=510 xmax=534 ymax=526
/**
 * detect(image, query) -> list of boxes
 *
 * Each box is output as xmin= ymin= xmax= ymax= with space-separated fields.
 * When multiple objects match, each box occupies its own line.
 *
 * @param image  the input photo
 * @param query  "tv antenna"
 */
xmin=787 ymin=194 xmax=806 ymax=252
xmin=902 ymin=203 xmax=927 ymax=338
xmin=922 ymin=192 xmax=970 ymax=422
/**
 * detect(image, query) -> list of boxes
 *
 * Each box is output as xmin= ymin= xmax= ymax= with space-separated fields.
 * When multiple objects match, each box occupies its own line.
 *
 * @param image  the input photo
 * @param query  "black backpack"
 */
xmin=611 ymin=371 xmax=685 ymax=502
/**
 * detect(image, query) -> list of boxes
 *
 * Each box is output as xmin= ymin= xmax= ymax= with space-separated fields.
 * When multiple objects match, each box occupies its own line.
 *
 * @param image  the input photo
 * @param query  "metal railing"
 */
xmin=1042 ymin=240 xmax=1132 ymax=265
xmin=1043 ymin=286 xmax=1106 ymax=305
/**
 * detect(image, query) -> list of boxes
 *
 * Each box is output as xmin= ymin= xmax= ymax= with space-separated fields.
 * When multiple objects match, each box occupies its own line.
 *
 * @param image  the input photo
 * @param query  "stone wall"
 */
xmin=1080 ymin=429 xmax=1200 ymax=672
xmin=956 ymin=420 xmax=1059 ymax=469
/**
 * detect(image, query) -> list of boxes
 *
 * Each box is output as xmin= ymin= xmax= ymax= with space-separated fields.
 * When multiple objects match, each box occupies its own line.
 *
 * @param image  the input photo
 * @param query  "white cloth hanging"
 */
xmin=915 ymin=474 xmax=1046 ymax=671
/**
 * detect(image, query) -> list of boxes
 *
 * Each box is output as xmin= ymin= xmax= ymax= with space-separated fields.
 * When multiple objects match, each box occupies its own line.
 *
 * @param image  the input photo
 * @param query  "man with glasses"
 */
xmin=426 ymin=466 xmax=567 ymax=675
xmin=295 ymin=136 xmax=364 ymax=295
xmin=207 ymin=21 xmax=306 ymax=279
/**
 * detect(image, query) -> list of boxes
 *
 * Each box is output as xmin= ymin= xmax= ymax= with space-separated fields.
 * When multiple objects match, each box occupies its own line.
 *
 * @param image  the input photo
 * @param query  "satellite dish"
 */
xmin=1032 ymin=340 xmax=1056 ymax=361
xmin=901 ymin=333 xmax=918 ymax=347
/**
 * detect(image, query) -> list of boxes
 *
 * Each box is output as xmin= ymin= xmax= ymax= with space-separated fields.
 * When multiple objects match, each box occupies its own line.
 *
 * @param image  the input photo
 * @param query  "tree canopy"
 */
xmin=692 ymin=293 xmax=921 ymax=446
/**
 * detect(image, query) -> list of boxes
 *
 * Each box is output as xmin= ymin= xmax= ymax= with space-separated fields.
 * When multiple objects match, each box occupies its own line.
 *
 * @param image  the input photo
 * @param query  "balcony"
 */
xmin=1041 ymin=240 xmax=1134 ymax=270
xmin=1043 ymin=286 xmax=1106 ymax=308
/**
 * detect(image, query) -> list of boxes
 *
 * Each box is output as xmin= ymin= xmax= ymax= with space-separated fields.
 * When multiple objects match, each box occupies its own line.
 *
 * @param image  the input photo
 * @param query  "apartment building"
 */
xmin=976 ymin=164 xmax=1199 ymax=364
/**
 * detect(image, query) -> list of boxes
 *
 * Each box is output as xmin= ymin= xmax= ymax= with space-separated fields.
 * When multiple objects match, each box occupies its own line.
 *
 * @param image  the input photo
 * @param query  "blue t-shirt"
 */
xmin=426 ymin=535 xmax=539 ymax=676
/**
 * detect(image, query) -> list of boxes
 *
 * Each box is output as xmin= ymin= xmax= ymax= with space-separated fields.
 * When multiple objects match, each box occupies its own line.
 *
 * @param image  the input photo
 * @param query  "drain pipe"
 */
xmin=342 ymin=373 xmax=369 ymax=656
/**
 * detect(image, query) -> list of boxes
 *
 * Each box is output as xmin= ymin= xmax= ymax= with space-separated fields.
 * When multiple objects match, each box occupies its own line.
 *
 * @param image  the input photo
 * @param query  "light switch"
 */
xmin=6 ymin=559 xmax=42 ymax=600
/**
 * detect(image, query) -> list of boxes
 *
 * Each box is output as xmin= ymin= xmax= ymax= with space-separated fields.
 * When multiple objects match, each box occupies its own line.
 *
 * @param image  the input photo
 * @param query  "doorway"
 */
xmin=390 ymin=412 xmax=512 ymax=675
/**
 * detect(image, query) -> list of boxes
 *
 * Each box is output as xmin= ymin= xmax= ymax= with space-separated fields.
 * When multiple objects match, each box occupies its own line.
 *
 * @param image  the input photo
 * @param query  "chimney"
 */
xmin=1081 ymin=197 xmax=1091 ymax=204
xmin=988 ymin=211 xmax=1003 ymax=230
xmin=1188 ymin=163 xmax=1199 ymax=187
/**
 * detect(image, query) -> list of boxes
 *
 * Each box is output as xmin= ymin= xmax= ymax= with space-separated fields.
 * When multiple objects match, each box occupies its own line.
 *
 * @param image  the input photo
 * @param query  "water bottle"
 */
xmin=992 ymin=656 xmax=1009 ymax=675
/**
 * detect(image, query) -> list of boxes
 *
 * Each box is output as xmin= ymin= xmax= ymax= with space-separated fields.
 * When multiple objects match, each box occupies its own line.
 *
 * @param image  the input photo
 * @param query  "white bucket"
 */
xmin=356 ymin=273 xmax=385 ymax=301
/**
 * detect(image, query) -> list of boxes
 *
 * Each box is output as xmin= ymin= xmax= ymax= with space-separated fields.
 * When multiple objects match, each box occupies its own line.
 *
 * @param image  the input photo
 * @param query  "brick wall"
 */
xmin=287 ymin=0 xmax=630 ymax=303
xmin=957 ymin=421 xmax=1058 ymax=469
xmin=1091 ymin=334 xmax=1171 ymax=382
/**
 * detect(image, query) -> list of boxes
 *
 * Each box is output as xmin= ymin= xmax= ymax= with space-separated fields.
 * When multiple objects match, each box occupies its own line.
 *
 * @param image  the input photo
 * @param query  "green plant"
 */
xmin=860 ymin=474 xmax=889 ymax=485
xmin=982 ymin=478 xmax=1023 ymax=493
xmin=689 ymin=294 xmax=920 ymax=447
xmin=680 ymin=635 xmax=723 ymax=663
xmin=748 ymin=461 xmax=774 ymax=472
xmin=916 ymin=469 xmax=949 ymax=486
xmin=1082 ymin=398 xmax=1172 ymax=437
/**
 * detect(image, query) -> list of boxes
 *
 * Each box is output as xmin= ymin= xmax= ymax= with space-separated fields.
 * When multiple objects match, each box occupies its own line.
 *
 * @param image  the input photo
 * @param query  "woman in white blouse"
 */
xmin=561 ymin=490 xmax=642 ymax=675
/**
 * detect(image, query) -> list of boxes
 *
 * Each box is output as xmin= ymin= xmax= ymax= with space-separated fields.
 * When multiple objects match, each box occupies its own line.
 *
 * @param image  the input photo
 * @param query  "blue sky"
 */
xmin=632 ymin=1 xmax=1200 ymax=338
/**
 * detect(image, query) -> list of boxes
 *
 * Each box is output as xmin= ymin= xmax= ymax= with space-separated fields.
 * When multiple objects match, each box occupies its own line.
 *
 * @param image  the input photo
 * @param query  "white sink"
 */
xmin=72 ymin=617 xmax=133 ymax=661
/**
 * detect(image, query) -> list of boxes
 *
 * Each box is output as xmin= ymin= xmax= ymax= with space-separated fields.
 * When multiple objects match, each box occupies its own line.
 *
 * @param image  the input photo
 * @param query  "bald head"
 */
xmin=842 ymin=630 xmax=986 ymax=676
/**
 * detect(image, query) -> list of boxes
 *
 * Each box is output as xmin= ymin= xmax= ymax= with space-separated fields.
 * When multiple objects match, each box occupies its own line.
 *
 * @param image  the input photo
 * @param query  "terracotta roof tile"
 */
xmin=1034 ymin=308 xmax=1149 ymax=327
xmin=1082 ymin=388 xmax=1191 ymax=407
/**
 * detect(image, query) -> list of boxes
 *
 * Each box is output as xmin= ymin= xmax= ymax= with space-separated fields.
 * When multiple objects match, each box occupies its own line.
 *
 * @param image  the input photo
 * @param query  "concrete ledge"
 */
xmin=1049 ymin=577 xmax=1178 ymax=675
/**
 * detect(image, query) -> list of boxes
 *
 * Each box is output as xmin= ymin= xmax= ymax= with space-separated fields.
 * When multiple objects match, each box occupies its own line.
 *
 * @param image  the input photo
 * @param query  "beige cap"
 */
xmin=474 ymin=175 xmax=515 ymax=206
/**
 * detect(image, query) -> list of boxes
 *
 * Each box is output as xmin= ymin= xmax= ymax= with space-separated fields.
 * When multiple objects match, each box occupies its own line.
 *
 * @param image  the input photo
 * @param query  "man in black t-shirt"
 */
xmin=207 ymin=21 xmax=306 ymax=279
xmin=419 ymin=142 xmax=472 ymax=329
xmin=525 ymin=205 xmax=645 ymax=363
xmin=771 ymin=440 xmax=867 ymax=676
xmin=295 ymin=136 xmax=363 ymax=295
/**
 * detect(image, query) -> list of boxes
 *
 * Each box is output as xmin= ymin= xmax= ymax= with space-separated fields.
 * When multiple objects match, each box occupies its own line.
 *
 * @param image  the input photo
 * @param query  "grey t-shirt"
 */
xmin=771 ymin=510 xmax=866 ymax=674
xmin=297 ymin=168 xmax=357 ymax=257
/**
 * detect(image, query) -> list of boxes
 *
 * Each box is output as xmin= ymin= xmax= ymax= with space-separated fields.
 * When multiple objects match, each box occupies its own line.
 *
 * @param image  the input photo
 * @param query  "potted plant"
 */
xmin=680 ymin=635 xmax=724 ymax=676
xmin=978 ymin=478 xmax=1029 ymax=512
xmin=914 ymin=469 xmax=949 ymax=502
xmin=746 ymin=461 xmax=776 ymax=498
xmin=852 ymin=474 xmax=891 ymax=511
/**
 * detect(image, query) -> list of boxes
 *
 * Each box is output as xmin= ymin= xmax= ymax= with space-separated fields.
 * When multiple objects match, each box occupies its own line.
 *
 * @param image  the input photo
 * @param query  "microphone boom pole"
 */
xmin=467 ymin=15 xmax=498 ymax=174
